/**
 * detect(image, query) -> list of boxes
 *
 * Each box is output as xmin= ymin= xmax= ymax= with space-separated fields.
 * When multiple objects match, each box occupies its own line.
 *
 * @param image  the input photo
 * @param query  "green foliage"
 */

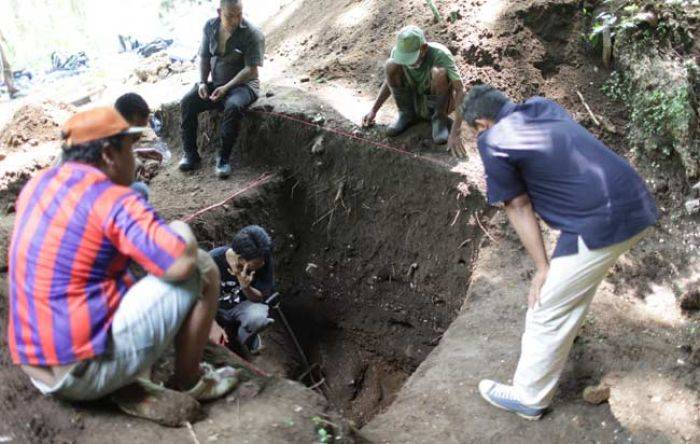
xmin=600 ymin=71 xmax=627 ymax=102
xmin=603 ymin=70 xmax=695 ymax=158
xmin=630 ymin=87 xmax=692 ymax=156
xmin=312 ymin=416 xmax=339 ymax=443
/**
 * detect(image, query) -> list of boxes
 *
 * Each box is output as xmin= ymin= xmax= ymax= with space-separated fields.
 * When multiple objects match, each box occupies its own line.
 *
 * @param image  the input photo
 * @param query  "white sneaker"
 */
xmin=478 ymin=379 xmax=544 ymax=420
xmin=186 ymin=362 xmax=240 ymax=402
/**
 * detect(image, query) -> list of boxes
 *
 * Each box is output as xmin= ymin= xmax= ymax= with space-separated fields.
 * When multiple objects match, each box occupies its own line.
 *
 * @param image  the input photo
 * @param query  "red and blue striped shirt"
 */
xmin=7 ymin=162 xmax=186 ymax=366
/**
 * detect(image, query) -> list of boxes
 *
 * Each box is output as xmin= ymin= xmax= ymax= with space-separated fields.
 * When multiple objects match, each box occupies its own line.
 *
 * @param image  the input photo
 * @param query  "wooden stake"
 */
xmin=424 ymin=0 xmax=442 ymax=22
xmin=576 ymin=90 xmax=601 ymax=127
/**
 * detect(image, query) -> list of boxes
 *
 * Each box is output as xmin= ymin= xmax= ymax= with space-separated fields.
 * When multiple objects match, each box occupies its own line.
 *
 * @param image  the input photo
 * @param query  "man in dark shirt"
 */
xmin=179 ymin=0 xmax=265 ymax=179
xmin=459 ymin=85 xmax=658 ymax=420
xmin=208 ymin=225 xmax=274 ymax=355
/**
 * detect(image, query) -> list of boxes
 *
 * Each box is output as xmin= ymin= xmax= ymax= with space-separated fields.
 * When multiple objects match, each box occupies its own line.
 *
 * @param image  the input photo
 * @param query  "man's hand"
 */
xmin=198 ymin=83 xmax=209 ymax=100
xmin=237 ymin=263 xmax=255 ymax=289
xmin=447 ymin=131 xmax=468 ymax=159
xmin=528 ymin=266 xmax=549 ymax=309
xmin=209 ymin=321 xmax=229 ymax=345
xmin=210 ymin=85 xmax=229 ymax=102
xmin=362 ymin=109 xmax=377 ymax=128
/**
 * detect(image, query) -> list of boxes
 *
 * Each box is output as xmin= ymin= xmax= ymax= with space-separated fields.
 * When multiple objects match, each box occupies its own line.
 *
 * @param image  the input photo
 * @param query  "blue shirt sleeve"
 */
xmin=478 ymin=139 xmax=527 ymax=205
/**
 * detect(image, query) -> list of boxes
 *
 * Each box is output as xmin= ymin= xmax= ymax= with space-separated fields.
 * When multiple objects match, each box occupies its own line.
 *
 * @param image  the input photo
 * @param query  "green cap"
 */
xmin=390 ymin=25 xmax=426 ymax=66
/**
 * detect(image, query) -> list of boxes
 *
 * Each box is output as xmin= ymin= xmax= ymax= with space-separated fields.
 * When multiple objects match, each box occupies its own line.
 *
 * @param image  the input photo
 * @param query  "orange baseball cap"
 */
xmin=62 ymin=107 xmax=146 ymax=147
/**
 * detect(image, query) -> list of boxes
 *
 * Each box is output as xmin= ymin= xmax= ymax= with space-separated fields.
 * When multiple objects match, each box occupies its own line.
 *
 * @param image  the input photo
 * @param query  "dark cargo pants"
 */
xmin=180 ymin=83 xmax=257 ymax=161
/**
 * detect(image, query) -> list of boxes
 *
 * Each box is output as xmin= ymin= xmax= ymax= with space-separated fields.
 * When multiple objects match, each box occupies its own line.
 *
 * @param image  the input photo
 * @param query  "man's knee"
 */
xmin=385 ymin=59 xmax=404 ymax=87
xmin=181 ymin=88 xmax=202 ymax=116
xmin=223 ymin=102 xmax=246 ymax=121
xmin=181 ymin=89 xmax=196 ymax=108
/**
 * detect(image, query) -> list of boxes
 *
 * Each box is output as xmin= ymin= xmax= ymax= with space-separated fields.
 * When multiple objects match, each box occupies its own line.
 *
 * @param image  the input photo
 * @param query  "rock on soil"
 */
xmin=132 ymin=52 xmax=193 ymax=84
xmin=582 ymin=384 xmax=611 ymax=405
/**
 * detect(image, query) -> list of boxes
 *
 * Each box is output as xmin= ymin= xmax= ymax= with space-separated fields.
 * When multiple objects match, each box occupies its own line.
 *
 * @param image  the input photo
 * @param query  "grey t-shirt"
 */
xmin=199 ymin=17 xmax=265 ymax=95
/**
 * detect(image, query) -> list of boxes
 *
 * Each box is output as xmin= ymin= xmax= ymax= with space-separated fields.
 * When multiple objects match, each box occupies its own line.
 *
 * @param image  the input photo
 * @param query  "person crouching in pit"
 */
xmin=208 ymin=225 xmax=275 ymax=358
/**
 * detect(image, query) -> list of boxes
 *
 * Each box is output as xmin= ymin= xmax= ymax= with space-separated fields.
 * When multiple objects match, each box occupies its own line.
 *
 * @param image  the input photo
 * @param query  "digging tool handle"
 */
xmin=265 ymin=292 xmax=281 ymax=308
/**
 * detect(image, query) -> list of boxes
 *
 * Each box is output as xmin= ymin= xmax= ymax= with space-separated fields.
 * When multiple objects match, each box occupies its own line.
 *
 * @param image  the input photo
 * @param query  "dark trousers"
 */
xmin=180 ymin=83 xmax=257 ymax=161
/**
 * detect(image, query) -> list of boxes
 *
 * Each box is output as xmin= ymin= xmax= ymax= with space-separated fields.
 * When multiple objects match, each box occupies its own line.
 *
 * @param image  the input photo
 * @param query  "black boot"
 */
xmin=215 ymin=155 xmax=231 ymax=179
xmin=386 ymin=86 xmax=418 ymax=137
xmin=428 ymin=94 xmax=453 ymax=145
xmin=178 ymin=147 xmax=201 ymax=172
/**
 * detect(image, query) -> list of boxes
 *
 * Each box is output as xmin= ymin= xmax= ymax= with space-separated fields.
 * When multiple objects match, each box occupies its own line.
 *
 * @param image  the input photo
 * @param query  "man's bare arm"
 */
xmin=372 ymin=81 xmax=392 ymax=114
xmin=447 ymin=79 xmax=467 ymax=157
xmin=162 ymin=221 xmax=198 ymax=282
xmin=199 ymin=57 xmax=211 ymax=84
xmin=241 ymin=285 xmax=264 ymax=303
xmin=362 ymin=81 xmax=392 ymax=127
xmin=224 ymin=65 xmax=258 ymax=90
xmin=504 ymin=193 xmax=549 ymax=308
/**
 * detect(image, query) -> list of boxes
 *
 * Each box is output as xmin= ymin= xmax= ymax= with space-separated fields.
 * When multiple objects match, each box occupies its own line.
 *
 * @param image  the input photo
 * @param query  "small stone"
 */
xmin=679 ymin=289 xmax=700 ymax=311
xmin=265 ymin=91 xmax=275 ymax=98
xmin=300 ymin=76 xmax=310 ymax=83
xmin=583 ymin=384 xmax=611 ymax=405
xmin=685 ymin=199 xmax=700 ymax=215
xmin=692 ymin=181 xmax=700 ymax=198
xmin=311 ymin=135 xmax=324 ymax=154
xmin=305 ymin=263 xmax=319 ymax=275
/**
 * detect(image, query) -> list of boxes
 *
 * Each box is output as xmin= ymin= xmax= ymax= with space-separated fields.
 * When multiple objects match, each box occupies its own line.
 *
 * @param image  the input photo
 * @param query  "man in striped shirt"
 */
xmin=8 ymin=107 xmax=238 ymax=406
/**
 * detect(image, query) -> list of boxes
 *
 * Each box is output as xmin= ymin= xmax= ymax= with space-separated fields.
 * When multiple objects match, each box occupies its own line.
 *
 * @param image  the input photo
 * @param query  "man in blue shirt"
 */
xmin=460 ymin=85 xmax=658 ymax=420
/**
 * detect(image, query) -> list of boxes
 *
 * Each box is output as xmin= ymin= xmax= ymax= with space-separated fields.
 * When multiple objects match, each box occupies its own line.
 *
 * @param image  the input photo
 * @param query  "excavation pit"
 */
xmin=154 ymin=89 xmax=489 ymax=426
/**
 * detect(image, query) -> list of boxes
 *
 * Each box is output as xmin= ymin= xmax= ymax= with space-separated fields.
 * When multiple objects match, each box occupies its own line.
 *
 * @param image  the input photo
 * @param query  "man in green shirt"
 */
xmin=363 ymin=25 xmax=467 ymax=157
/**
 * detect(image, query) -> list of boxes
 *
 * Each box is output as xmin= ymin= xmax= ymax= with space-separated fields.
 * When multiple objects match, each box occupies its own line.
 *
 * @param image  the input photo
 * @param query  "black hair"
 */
xmin=460 ymin=84 xmax=510 ymax=127
xmin=115 ymin=93 xmax=150 ymax=125
xmin=60 ymin=135 xmax=126 ymax=166
xmin=231 ymin=225 xmax=271 ymax=261
xmin=220 ymin=0 xmax=242 ymax=7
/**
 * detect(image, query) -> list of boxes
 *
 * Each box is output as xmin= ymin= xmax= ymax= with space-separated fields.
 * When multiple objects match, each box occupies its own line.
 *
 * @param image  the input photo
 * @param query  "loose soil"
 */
xmin=0 ymin=0 xmax=698 ymax=443
xmin=0 ymin=102 xmax=75 ymax=151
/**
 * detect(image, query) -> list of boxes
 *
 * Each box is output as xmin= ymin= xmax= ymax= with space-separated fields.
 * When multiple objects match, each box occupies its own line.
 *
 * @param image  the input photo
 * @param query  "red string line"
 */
xmin=183 ymin=172 xmax=275 ymax=222
xmin=254 ymin=109 xmax=449 ymax=167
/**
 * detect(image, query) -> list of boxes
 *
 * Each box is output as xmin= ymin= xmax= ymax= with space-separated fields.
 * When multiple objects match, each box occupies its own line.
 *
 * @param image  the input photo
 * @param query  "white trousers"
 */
xmin=513 ymin=230 xmax=648 ymax=408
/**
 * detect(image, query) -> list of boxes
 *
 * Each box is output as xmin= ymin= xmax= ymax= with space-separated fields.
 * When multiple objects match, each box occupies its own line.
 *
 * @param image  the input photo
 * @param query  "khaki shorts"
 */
xmin=31 ymin=272 xmax=202 ymax=401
